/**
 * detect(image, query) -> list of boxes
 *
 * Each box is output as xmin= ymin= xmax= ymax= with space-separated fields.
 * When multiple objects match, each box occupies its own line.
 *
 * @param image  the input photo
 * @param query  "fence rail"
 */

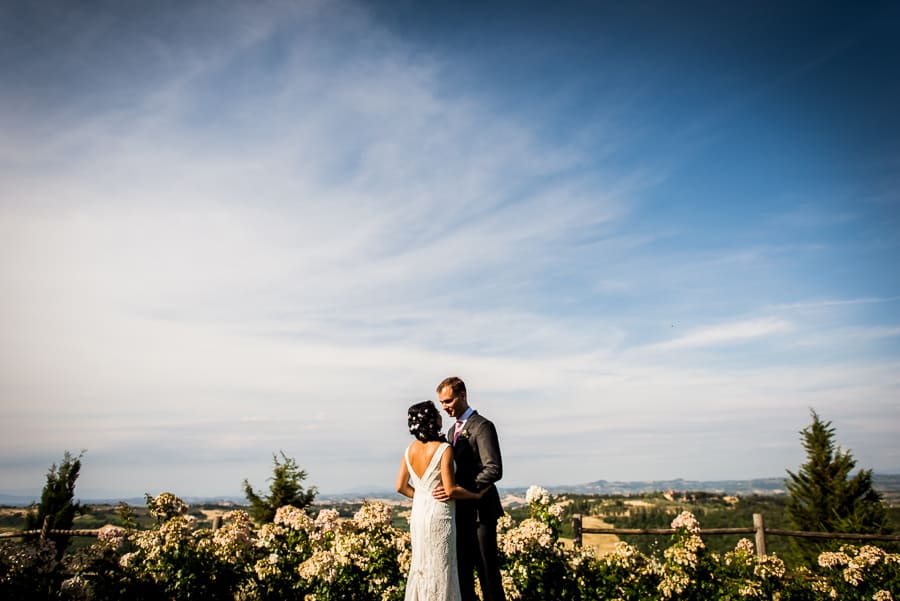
xmin=0 ymin=529 xmax=101 ymax=539
xmin=572 ymin=513 xmax=900 ymax=558
xmin=5 ymin=514 xmax=900 ymax=558
xmin=0 ymin=515 xmax=103 ymax=540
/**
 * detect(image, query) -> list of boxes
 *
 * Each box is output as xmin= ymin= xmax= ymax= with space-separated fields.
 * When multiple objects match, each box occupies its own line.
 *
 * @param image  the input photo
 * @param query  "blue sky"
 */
xmin=1 ymin=0 xmax=898 ymax=498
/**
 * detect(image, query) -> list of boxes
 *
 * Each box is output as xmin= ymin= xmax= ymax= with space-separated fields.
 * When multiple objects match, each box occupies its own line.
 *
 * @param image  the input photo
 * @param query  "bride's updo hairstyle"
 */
xmin=407 ymin=401 xmax=447 ymax=443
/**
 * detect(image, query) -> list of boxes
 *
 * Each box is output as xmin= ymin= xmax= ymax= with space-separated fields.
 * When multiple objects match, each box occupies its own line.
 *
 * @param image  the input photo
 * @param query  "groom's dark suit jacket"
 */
xmin=448 ymin=411 xmax=503 ymax=522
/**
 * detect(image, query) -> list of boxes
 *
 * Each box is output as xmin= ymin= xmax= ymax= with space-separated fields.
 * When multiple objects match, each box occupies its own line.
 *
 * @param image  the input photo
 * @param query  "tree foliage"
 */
xmin=24 ymin=450 xmax=85 ymax=559
xmin=243 ymin=451 xmax=317 ymax=523
xmin=785 ymin=410 xmax=888 ymax=558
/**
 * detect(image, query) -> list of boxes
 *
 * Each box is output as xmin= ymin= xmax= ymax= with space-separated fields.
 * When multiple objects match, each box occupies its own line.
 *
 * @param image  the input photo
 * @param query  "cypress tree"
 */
xmin=24 ymin=450 xmax=85 ymax=559
xmin=243 ymin=451 xmax=317 ymax=522
xmin=785 ymin=410 xmax=888 ymax=559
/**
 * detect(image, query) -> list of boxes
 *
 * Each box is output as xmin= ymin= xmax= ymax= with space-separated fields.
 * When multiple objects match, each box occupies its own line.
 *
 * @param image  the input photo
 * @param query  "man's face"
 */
xmin=438 ymin=386 xmax=467 ymax=419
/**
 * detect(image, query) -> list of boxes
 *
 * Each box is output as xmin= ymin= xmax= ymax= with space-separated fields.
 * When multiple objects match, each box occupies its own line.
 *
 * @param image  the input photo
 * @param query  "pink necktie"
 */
xmin=453 ymin=420 xmax=464 ymax=444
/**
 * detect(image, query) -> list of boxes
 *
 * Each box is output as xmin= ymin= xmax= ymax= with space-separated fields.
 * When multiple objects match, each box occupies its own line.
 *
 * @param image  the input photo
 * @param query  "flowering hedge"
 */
xmin=1 ymin=488 xmax=898 ymax=600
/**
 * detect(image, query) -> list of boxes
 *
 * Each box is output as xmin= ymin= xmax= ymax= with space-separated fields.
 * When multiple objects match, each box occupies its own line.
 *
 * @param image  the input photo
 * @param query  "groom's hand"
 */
xmin=432 ymin=484 xmax=451 ymax=502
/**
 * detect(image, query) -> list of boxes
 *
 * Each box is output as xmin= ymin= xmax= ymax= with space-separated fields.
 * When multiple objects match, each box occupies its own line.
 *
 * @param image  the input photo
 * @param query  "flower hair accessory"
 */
xmin=407 ymin=401 xmax=446 ymax=443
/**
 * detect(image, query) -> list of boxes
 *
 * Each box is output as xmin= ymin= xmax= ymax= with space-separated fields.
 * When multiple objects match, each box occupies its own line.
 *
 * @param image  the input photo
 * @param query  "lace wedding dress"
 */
xmin=404 ymin=442 xmax=461 ymax=601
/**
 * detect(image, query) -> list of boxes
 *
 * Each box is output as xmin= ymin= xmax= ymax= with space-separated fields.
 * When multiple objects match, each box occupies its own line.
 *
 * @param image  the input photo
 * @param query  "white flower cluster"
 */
xmin=119 ymin=551 xmax=138 ymax=569
xmin=159 ymin=516 xmax=195 ymax=550
xmin=601 ymin=541 xmax=643 ymax=570
xmin=148 ymin=492 xmax=189 ymax=520
xmin=818 ymin=550 xmax=851 ymax=568
xmin=496 ymin=514 xmax=515 ymax=531
xmin=569 ymin=544 xmax=595 ymax=571
xmin=670 ymin=511 xmax=701 ymax=534
xmin=817 ymin=544 xmax=890 ymax=587
xmin=395 ymin=531 xmax=412 ymax=576
xmin=501 ymin=564 xmax=530 ymax=599
xmin=854 ymin=544 xmax=888 ymax=567
xmin=0 ymin=538 xmax=57 ymax=575
xmin=97 ymin=524 xmax=127 ymax=549
xmin=252 ymin=520 xmax=294 ymax=581
xmin=254 ymin=553 xmax=279 ymax=580
xmin=658 ymin=512 xmax=706 ymax=599
xmin=498 ymin=517 xmax=555 ymax=555
xmin=525 ymin=485 xmax=550 ymax=505
xmin=63 ymin=544 xmax=106 ymax=572
xmin=274 ymin=505 xmax=314 ymax=531
xmin=754 ymin=554 xmax=786 ymax=580
xmin=501 ymin=573 xmax=521 ymax=600
xmin=658 ymin=569 xmax=692 ymax=598
xmin=333 ymin=530 xmax=369 ymax=570
xmin=314 ymin=508 xmax=341 ymax=533
xmin=872 ymin=590 xmax=894 ymax=601
xmin=297 ymin=550 xmax=338 ymax=583
xmin=663 ymin=536 xmax=704 ymax=569
xmin=737 ymin=581 xmax=762 ymax=597
xmin=548 ymin=503 xmax=565 ymax=519
xmin=354 ymin=501 xmax=393 ymax=530
xmin=258 ymin=501 xmax=407 ymax=588
xmin=129 ymin=515 xmax=194 ymax=562
xmin=724 ymin=538 xmax=755 ymax=568
xmin=810 ymin=577 xmax=838 ymax=599
xmin=212 ymin=510 xmax=253 ymax=559
xmin=254 ymin=522 xmax=284 ymax=550
xmin=60 ymin=574 xmax=89 ymax=600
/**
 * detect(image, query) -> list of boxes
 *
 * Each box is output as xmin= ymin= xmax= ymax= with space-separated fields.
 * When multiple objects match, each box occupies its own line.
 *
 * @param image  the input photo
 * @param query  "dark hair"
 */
xmin=436 ymin=376 xmax=466 ymax=398
xmin=407 ymin=401 xmax=446 ymax=443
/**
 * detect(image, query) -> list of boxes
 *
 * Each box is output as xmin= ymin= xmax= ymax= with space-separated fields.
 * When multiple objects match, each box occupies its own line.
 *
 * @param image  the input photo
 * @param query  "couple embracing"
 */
xmin=395 ymin=377 xmax=506 ymax=601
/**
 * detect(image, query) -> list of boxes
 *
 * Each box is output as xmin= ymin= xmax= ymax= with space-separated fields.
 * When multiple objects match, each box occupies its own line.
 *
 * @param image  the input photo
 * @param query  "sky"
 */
xmin=1 ymin=0 xmax=899 ymax=500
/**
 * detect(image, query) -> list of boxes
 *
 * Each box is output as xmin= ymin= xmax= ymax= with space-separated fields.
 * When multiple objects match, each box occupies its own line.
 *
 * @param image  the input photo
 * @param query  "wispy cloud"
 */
xmin=769 ymin=296 xmax=900 ymax=312
xmin=772 ymin=204 xmax=858 ymax=229
xmin=641 ymin=317 xmax=792 ymax=352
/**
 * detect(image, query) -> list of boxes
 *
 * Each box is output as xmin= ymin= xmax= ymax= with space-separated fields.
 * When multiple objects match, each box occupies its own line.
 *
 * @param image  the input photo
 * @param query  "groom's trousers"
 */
xmin=457 ymin=508 xmax=506 ymax=601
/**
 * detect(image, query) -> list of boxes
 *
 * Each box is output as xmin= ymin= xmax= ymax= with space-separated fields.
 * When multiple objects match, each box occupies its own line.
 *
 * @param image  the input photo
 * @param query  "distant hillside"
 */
xmin=554 ymin=477 xmax=789 ymax=496
xmin=549 ymin=473 xmax=900 ymax=497
xmin=3 ymin=474 xmax=898 ymax=507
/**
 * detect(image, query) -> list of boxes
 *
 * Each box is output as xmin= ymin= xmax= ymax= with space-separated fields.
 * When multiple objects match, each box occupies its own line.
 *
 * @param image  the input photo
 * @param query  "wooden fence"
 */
xmin=5 ymin=514 xmax=900 ymax=560
xmin=0 ymin=515 xmax=102 ymax=540
xmin=0 ymin=515 xmax=228 ymax=541
xmin=573 ymin=513 xmax=900 ymax=558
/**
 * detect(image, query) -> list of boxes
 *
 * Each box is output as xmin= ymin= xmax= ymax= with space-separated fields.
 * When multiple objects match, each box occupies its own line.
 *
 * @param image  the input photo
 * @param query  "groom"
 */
xmin=433 ymin=376 xmax=506 ymax=601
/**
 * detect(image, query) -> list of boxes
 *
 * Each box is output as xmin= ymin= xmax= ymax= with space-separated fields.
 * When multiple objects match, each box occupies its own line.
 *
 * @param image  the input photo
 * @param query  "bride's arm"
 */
xmin=440 ymin=446 xmax=491 ymax=500
xmin=395 ymin=456 xmax=415 ymax=499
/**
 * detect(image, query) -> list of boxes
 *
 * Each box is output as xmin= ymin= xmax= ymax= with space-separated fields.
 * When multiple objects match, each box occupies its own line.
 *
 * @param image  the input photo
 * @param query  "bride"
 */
xmin=396 ymin=401 xmax=489 ymax=601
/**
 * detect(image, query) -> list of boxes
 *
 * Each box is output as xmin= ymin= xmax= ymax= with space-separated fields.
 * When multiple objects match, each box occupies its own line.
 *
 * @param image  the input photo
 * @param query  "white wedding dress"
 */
xmin=404 ymin=442 xmax=461 ymax=601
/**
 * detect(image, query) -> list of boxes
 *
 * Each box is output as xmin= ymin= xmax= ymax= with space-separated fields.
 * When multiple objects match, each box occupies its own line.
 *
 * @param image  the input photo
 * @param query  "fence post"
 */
xmin=753 ymin=513 xmax=767 ymax=558
xmin=40 ymin=515 xmax=52 ymax=542
xmin=573 ymin=514 xmax=583 ymax=548
xmin=212 ymin=516 xmax=222 ymax=531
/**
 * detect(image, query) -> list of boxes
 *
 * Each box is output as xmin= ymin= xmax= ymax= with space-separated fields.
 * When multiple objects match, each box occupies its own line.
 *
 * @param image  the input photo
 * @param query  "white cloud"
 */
xmin=769 ymin=296 xmax=900 ymax=312
xmin=641 ymin=317 xmax=792 ymax=352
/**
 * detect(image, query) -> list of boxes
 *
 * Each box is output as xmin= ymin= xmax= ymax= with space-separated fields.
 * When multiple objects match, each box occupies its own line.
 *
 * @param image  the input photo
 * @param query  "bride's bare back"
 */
xmin=406 ymin=440 xmax=445 ymax=478
xmin=396 ymin=440 xmax=485 ymax=502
